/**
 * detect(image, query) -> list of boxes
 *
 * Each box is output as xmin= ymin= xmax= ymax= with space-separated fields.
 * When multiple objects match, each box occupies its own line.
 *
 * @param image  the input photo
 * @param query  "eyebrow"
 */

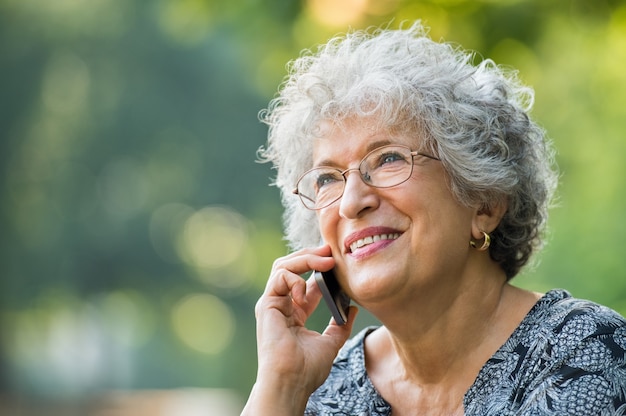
xmin=314 ymin=139 xmax=395 ymax=168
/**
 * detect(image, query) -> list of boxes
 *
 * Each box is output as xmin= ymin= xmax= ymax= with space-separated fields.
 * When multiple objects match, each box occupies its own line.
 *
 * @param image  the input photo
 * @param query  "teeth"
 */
xmin=350 ymin=233 xmax=400 ymax=252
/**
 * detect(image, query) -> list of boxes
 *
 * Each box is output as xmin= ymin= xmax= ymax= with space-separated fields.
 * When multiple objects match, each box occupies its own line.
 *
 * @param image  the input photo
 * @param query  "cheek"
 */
xmin=317 ymin=207 xmax=339 ymax=243
xmin=402 ymin=177 xmax=474 ymax=239
xmin=408 ymin=170 xmax=465 ymax=213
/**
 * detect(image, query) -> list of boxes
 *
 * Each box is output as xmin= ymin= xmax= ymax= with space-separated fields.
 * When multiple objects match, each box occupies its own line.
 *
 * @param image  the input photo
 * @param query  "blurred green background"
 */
xmin=1 ymin=0 xmax=625 ymax=414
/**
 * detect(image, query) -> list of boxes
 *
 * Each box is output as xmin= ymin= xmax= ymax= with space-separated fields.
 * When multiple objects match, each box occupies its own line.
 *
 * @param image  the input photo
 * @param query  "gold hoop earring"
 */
xmin=470 ymin=231 xmax=491 ymax=251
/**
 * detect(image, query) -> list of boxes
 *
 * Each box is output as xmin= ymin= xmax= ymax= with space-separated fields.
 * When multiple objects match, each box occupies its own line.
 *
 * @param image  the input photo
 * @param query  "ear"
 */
xmin=471 ymin=200 xmax=507 ymax=240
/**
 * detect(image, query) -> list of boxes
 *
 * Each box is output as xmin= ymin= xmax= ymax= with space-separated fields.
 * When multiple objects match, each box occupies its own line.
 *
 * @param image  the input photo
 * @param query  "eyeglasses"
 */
xmin=293 ymin=144 xmax=440 ymax=210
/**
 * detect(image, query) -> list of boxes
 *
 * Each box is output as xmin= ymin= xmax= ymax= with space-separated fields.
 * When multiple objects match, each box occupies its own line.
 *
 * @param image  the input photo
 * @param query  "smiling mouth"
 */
xmin=349 ymin=233 xmax=401 ymax=253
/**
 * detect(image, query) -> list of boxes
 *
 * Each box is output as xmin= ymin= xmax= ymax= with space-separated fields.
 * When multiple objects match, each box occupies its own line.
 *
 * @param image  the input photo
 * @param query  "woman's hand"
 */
xmin=242 ymin=245 xmax=358 ymax=415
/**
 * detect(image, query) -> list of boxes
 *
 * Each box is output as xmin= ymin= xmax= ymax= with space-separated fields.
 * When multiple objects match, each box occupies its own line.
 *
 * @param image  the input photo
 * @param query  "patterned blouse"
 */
xmin=305 ymin=290 xmax=626 ymax=415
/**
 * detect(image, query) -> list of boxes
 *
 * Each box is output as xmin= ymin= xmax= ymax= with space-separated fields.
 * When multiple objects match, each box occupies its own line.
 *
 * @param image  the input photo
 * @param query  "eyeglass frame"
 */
xmin=292 ymin=144 xmax=440 ymax=210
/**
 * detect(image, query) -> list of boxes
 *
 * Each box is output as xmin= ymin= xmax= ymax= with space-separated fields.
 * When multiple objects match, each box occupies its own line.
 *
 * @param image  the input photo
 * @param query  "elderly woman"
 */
xmin=242 ymin=22 xmax=626 ymax=415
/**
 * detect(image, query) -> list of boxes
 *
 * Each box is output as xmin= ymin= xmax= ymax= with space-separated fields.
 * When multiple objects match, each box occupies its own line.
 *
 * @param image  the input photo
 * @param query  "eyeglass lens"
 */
xmin=296 ymin=145 xmax=415 ymax=209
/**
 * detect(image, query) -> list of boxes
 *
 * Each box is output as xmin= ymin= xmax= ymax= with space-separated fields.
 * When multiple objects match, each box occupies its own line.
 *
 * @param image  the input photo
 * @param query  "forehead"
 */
xmin=311 ymin=118 xmax=414 ymax=166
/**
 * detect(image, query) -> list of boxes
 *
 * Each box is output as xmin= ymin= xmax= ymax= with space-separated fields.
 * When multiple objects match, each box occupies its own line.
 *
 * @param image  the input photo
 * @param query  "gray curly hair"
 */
xmin=258 ymin=21 xmax=558 ymax=279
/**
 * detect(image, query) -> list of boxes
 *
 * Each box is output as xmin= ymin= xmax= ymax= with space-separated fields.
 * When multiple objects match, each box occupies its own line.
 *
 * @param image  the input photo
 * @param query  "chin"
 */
xmin=346 ymin=269 xmax=401 ymax=304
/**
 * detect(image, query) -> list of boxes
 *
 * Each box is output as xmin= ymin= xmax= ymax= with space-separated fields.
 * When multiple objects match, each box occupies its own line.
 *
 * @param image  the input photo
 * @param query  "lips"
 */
xmin=349 ymin=233 xmax=401 ymax=253
xmin=345 ymin=227 xmax=403 ymax=254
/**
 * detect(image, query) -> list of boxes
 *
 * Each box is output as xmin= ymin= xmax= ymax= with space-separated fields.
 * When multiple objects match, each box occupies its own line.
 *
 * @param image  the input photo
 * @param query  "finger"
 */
xmin=255 ymin=274 xmax=304 ymax=325
xmin=295 ymin=273 xmax=323 ymax=316
xmin=269 ymin=245 xmax=333 ymax=276
xmin=257 ymin=245 xmax=335 ymax=324
xmin=256 ymin=270 xmax=315 ymax=326
xmin=265 ymin=268 xmax=308 ymax=298
xmin=322 ymin=306 xmax=359 ymax=350
xmin=269 ymin=244 xmax=330 ymax=267
xmin=264 ymin=249 xmax=334 ymax=298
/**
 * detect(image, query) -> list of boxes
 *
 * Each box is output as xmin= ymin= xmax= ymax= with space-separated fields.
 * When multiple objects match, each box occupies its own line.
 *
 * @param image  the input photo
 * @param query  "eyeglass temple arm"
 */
xmin=412 ymin=151 xmax=440 ymax=161
xmin=292 ymin=188 xmax=316 ymax=203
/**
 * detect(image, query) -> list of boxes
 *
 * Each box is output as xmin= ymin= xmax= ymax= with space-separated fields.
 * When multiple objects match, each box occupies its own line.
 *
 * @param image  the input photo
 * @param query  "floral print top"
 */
xmin=305 ymin=290 xmax=626 ymax=415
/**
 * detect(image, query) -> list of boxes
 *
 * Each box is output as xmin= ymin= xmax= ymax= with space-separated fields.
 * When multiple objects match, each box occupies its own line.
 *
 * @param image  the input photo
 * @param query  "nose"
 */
xmin=338 ymin=169 xmax=379 ymax=218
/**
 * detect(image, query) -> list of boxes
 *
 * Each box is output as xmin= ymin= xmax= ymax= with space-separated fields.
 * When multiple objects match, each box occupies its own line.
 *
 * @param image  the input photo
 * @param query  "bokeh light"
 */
xmin=176 ymin=206 xmax=249 ymax=270
xmin=98 ymin=289 xmax=156 ymax=348
xmin=306 ymin=0 xmax=369 ymax=27
xmin=157 ymin=0 xmax=216 ymax=45
xmin=3 ymin=289 xmax=155 ymax=397
xmin=170 ymin=293 xmax=235 ymax=355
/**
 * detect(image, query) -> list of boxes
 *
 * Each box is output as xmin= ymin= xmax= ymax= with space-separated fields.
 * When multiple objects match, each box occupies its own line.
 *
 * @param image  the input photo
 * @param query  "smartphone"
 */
xmin=314 ymin=269 xmax=351 ymax=325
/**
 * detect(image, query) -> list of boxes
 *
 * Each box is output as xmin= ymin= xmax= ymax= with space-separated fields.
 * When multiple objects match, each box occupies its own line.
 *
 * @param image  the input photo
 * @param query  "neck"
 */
xmin=364 ymin=263 xmax=537 ymax=386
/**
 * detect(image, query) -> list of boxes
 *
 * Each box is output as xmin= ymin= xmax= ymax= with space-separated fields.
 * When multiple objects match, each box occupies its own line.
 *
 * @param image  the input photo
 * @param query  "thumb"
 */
xmin=321 ymin=306 xmax=359 ymax=350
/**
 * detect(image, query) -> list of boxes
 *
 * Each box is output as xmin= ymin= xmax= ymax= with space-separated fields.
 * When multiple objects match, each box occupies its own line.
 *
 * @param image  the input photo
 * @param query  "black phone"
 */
xmin=314 ymin=269 xmax=351 ymax=325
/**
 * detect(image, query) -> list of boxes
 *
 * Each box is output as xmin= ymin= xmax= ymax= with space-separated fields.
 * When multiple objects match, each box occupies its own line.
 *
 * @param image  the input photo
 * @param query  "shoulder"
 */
xmin=526 ymin=289 xmax=626 ymax=351
xmin=524 ymin=290 xmax=626 ymax=414
xmin=466 ymin=289 xmax=626 ymax=416
xmin=538 ymin=289 xmax=626 ymax=379
xmin=305 ymin=326 xmax=391 ymax=415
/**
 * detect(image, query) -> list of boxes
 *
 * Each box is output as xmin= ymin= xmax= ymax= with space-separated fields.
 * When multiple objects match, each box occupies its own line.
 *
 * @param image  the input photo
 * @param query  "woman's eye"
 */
xmin=378 ymin=152 xmax=405 ymax=166
xmin=315 ymin=172 xmax=341 ymax=190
